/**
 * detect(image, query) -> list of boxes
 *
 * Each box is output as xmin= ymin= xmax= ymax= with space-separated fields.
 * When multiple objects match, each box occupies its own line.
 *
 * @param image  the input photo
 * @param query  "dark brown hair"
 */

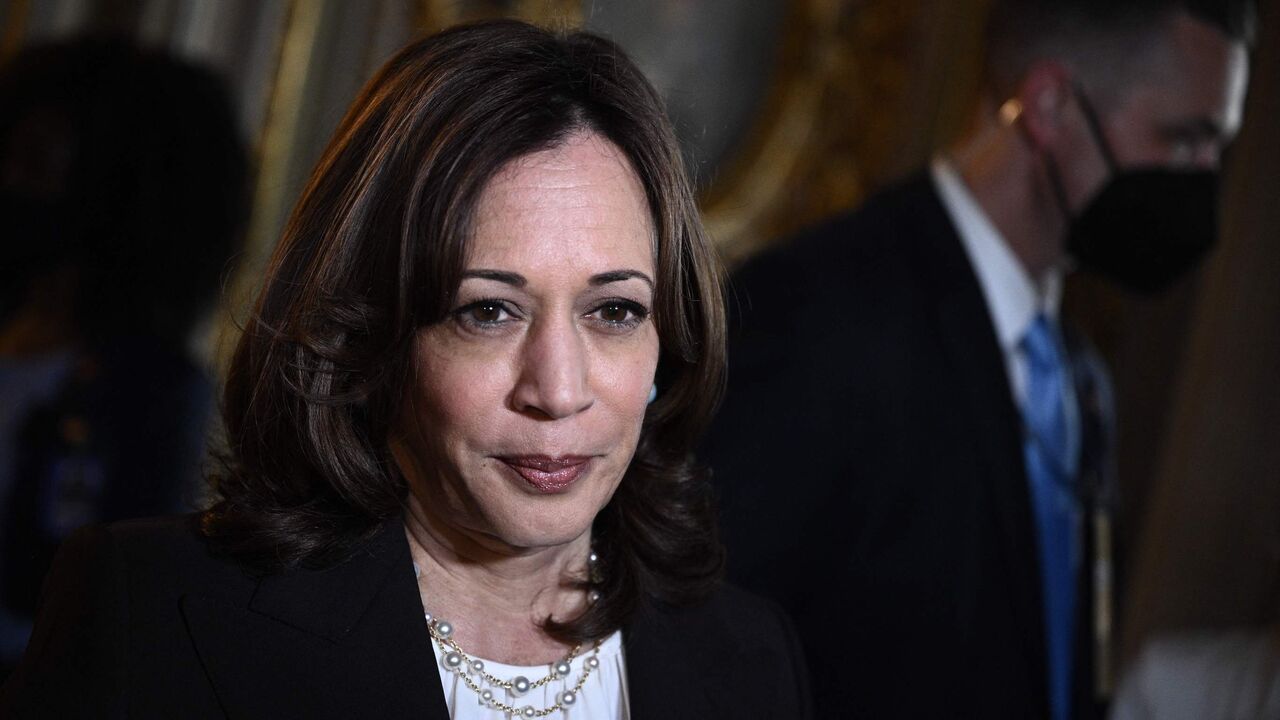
xmin=204 ymin=20 xmax=727 ymax=641
xmin=983 ymin=0 xmax=1257 ymax=99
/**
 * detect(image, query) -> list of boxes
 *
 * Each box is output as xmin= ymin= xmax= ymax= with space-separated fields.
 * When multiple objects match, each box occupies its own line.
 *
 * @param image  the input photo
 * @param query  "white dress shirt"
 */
xmin=933 ymin=156 xmax=1087 ymax=720
xmin=929 ymin=157 xmax=1065 ymax=408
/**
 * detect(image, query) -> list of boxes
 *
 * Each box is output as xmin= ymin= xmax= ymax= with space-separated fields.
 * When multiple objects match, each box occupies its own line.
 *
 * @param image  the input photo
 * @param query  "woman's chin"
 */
xmin=485 ymin=512 xmax=595 ymax=552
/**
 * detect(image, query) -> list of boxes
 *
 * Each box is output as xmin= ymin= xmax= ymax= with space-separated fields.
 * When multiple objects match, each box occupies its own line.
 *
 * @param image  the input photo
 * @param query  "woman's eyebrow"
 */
xmin=461 ymin=268 xmax=653 ymax=288
xmin=461 ymin=269 xmax=526 ymax=287
xmin=590 ymin=269 xmax=653 ymax=288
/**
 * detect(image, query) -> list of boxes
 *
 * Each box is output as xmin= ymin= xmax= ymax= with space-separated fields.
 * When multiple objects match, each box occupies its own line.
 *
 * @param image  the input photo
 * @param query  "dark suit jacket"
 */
xmin=0 ymin=514 xmax=811 ymax=719
xmin=704 ymin=174 xmax=1115 ymax=719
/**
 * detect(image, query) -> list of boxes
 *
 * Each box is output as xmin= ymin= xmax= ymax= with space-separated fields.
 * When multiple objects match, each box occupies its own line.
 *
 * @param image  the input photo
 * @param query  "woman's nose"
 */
xmin=510 ymin=316 xmax=594 ymax=420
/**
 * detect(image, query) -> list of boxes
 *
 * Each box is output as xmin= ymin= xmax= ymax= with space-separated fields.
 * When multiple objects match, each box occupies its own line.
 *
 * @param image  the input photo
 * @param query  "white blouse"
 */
xmin=429 ymin=628 xmax=630 ymax=719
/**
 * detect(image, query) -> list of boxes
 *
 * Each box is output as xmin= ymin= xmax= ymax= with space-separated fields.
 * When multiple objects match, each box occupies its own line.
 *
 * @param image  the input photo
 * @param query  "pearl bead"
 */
xmin=435 ymin=620 xmax=453 ymax=638
xmin=480 ymin=689 xmax=494 ymax=704
xmin=587 ymin=590 xmax=601 ymax=604
xmin=521 ymin=706 xmax=536 ymax=718
xmin=443 ymin=651 xmax=463 ymax=670
xmin=469 ymin=659 xmax=484 ymax=674
xmin=559 ymin=689 xmax=578 ymax=706
xmin=585 ymin=656 xmax=599 ymax=670
xmin=423 ymin=612 xmax=433 ymax=623
xmin=588 ymin=551 xmax=598 ymax=564
xmin=553 ymin=659 xmax=572 ymax=677
xmin=511 ymin=675 xmax=531 ymax=695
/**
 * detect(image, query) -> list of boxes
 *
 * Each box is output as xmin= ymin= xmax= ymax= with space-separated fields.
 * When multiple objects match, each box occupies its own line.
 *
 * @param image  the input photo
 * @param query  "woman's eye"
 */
xmin=590 ymin=301 xmax=649 ymax=328
xmin=470 ymin=303 xmax=506 ymax=323
xmin=453 ymin=300 xmax=517 ymax=328
xmin=599 ymin=304 xmax=630 ymax=322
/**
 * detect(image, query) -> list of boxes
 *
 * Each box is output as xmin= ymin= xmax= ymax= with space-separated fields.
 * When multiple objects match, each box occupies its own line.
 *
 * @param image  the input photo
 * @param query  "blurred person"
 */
xmin=0 ymin=21 xmax=811 ymax=719
xmin=1110 ymin=625 xmax=1280 ymax=719
xmin=0 ymin=39 xmax=248 ymax=674
xmin=704 ymin=0 xmax=1254 ymax=718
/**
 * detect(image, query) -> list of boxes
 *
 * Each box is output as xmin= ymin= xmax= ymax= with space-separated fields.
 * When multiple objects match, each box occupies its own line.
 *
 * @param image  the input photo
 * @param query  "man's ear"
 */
xmin=1012 ymin=60 xmax=1075 ymax=151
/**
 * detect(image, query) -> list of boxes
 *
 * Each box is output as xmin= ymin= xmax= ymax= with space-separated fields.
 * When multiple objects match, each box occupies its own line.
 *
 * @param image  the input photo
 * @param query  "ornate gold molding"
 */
xmin=702 ymin=0 xmax=945 ymax=264
xmin=216 ymin=0 xmax=327 ymax=368
xmin=408 ymin=1 xmax=948 ymax=266
xmin=701 ymin=0 xmax=852 ymax=265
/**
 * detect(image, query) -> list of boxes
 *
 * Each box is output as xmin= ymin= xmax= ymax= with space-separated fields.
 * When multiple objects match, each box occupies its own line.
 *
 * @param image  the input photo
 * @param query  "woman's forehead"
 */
xmin=465 ymin=132 xmax=656 ymax=276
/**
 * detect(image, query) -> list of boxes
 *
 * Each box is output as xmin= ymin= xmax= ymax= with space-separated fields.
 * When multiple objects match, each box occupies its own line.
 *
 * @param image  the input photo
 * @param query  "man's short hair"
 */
xmin=984 ymin=0 xmax=1257 ymax=98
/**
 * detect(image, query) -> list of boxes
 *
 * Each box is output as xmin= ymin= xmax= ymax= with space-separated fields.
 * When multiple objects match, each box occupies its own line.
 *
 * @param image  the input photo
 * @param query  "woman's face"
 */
xmin=398 ymin=132 xmax=659 ymax=552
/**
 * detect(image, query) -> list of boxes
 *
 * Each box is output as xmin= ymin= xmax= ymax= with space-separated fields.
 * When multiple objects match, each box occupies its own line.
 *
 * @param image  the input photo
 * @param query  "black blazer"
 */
xmin=704 ymin=174 xmax=1115 ymax=719
xmin=0 ymin=514 xmax=811 ymax=719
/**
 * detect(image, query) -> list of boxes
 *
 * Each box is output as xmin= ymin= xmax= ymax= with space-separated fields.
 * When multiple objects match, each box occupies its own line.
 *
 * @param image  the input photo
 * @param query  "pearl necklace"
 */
xmin=416 ymin=551 xmax=605 ymax=718
xmin=425 ymin=613 xmax=603 ymax=717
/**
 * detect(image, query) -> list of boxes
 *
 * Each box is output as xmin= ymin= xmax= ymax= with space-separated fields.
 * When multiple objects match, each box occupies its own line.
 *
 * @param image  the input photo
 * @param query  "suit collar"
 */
xmin=624 ymin=598 xmax=714 ymax=718
xmin=931 ymin=157 xmax=1065 ymax=354
xmin=246 ymin=520 xmax=405 ymax=640
xmin=623 ymin=596 xmax=742 ymax=719
xmin=910 ymin=177 xmax=1049 ymax=701
xmin=181 ymin=520 xmax=742 ymax=719
xmin=182 ymin=518 xmax=449 ymax=719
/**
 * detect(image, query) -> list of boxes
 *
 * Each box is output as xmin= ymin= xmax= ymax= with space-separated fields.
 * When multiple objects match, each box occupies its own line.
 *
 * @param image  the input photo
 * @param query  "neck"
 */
xmin=946 ymin=103 xmax=1068 ymax=283
xmin=403 ymin=492 xmax=591 ymax=665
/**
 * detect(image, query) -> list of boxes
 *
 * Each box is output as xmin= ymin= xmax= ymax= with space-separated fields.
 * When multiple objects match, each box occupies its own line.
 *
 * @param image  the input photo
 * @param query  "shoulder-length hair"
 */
xmin=205 ymin=19 xmax=726 ymax=641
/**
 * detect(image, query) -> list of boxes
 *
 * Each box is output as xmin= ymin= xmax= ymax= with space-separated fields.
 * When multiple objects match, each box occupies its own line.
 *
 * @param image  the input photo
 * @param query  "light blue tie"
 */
xmin=1021 ymin=313 xmax=1080 ymax=720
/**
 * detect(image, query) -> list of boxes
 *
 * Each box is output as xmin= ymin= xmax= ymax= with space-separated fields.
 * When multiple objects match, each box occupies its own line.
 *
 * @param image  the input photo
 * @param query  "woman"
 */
xmin=0 ymin=20 xmax=810 ymax=719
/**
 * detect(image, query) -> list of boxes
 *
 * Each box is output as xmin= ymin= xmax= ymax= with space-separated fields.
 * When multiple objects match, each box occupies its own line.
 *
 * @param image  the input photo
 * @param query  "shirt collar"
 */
xmin=930 ymin=157 xmax=1062 ymax=352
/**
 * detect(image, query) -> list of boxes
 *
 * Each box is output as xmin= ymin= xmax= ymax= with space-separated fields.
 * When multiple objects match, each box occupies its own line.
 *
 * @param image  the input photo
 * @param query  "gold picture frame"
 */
xmin=415 ymin=0 xmax=939 ymax=265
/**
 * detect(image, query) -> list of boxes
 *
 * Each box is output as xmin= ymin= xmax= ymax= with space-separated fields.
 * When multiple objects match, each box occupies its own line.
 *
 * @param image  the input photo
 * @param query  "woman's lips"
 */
xmin=498 ymin=455 xmax=591 ymax=493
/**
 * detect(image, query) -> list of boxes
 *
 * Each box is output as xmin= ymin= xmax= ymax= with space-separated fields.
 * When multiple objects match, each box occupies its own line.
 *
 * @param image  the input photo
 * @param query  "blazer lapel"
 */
xmin=913 ymin=178 xmax=1048 ymax=691
xmin=623 ymin=598 xmax=741 ymax=720
xmin=181 ymin=520 xmax=448 ymax=720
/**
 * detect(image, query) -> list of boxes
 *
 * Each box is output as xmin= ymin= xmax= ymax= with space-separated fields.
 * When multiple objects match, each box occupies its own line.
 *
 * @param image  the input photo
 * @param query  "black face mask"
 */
xmin=1043 ymin=86 xmax=1221 ymax=294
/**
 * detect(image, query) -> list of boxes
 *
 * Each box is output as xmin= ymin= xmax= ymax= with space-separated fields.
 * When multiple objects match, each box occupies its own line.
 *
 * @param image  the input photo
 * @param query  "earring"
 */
xmin=647 ymin=383 xmax=657 ymax=404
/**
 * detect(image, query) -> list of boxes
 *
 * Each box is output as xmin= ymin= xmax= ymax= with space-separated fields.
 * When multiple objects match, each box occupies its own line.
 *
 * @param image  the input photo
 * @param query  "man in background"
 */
xmin=704 ymin=1 xmax=1253 ymax=717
